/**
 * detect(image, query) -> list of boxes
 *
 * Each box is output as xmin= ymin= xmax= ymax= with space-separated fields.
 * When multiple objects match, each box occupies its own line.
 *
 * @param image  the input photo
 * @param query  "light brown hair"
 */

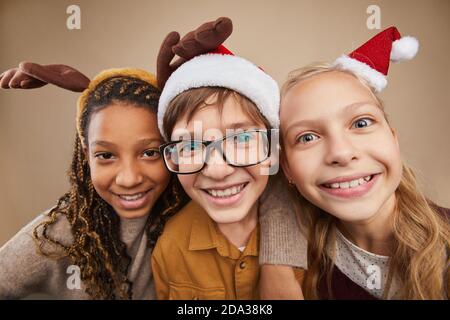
xmin=163 ymin=87 xmax=271 ymax=139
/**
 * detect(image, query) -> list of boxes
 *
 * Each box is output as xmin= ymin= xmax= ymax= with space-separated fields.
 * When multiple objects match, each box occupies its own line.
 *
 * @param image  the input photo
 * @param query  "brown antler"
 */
xmin=1 ymin=17 xmax=233 ymax=92
xmin=0 ymin=62 xmax=90 ymax=92
xmin=157 ymin=17 xmax=233 ymax=89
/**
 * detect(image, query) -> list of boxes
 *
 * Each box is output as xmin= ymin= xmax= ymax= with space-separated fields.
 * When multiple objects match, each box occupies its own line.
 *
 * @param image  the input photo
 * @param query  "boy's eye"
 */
xmin=233 ymin=132 xmax=254 ymax=144
xmin=352 ymin=118 xmax=374 ymax=129
xmin=181 ymin=141 xmax=202 ymax=152
xmin=143 ymin=149 xmax=161 ymax=159
xmin=296 ymin=133 xmax=319 ymax=144
xmin=95 ymin=152 xmax=115 ymax=160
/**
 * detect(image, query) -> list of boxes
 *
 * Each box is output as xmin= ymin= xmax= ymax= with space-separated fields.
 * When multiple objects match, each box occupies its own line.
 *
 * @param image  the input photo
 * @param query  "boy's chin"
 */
xmin=206 ymin=208 xmax=251 ymax=225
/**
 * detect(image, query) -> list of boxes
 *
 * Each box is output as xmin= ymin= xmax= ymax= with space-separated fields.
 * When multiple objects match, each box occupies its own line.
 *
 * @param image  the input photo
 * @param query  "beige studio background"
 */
xmin=0 ymin=0 xmax=449 ymax=246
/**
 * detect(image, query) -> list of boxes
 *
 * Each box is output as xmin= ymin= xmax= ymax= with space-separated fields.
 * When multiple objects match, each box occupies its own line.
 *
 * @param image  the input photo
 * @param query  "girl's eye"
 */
xmin=95 ymin=152 xmax=115 ymax=160
xmin=296 ymin=133 xmax=319 ymax=144
xmin=352 ymin=118 xmax=374 ymax=129
xmin=143 ymin=149 xmax=161 ymax=159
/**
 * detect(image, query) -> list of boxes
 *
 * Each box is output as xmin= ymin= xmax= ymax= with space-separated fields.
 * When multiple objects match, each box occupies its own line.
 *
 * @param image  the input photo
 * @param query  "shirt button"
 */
xmin=239 ymin=261 xmax=246 ymax=269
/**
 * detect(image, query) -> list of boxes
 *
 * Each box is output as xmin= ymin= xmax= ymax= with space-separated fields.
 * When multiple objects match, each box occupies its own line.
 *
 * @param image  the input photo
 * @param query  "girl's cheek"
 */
xmin=287 ymin=149 xmax=312 ymax=181
xmin=154 ymin=162 xmax=171 ymax=185
xmin=90 ymin=165 xmax=114 ymax=189
xmin=367 ymin=130 xmax=401 ymax=163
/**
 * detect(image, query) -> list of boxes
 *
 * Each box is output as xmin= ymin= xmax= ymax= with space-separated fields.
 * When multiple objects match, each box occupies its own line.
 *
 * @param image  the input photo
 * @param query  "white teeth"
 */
xmin=119 ymin=192 xmax=145 ymax=201
xmin=349 ymin=180 xmax=359 ymax=188
xmin=206 ymin=184 xmax=245 ymax=198
xmin=340 ymin=181 xmax=350 ymax=189
xmin=326 ymin=175 xmax=373 ymax=189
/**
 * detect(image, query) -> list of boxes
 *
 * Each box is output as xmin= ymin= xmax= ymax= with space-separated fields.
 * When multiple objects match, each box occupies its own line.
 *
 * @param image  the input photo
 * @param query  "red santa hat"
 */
xmin=158 ymin=45 xmax=280 ymax=139
xmin=333 ymin=26 xmax=419 ymax=92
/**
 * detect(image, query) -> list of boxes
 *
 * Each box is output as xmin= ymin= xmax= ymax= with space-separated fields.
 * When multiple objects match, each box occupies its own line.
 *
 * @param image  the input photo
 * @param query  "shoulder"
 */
xmin=153 ymin=201 xmax=204 ymax=254
xmin=29 ymin=208 xmax=74 ymax=247
xmin=0 ymin=208 xmax=74 ymax=298
xmin=1 ymin=208 xmax=74 ymax=255
xmin=162 ymin=201 xmax=204 ymax=236
xmin=428 ymin=201 xmax=450 ymax=221
xmin=436 ymin=206 xmax=450 ymax=220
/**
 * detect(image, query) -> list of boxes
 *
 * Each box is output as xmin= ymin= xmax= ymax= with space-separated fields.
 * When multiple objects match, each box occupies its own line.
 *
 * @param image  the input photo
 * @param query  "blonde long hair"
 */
xmin=281 ymin=63 xmax=450 ymax=300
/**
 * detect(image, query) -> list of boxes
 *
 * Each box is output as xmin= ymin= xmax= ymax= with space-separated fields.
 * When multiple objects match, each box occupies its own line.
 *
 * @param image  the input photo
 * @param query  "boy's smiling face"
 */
xmin=281 ymin=71 xmax=403 ymax=223
xmin=171 ymin=95 xmax=270 ymax=224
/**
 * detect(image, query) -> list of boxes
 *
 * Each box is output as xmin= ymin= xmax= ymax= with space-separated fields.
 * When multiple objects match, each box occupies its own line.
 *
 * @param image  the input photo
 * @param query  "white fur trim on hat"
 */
xmin=333 ymin=55 xmax=387 ymax=92
xmin=390 ymin=36 xmax=419 ymax=62
xmin=158 ymin=54 xmax=280 ymax=139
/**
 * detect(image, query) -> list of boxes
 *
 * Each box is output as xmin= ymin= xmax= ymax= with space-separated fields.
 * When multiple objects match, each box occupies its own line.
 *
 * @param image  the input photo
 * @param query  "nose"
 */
xmin=201 ymin=148 xmax=235 ymax=180
xmin=115 ymin=160 xmax=144 ymax=188
xmin=324 ymin=134 xmax=359 ymax=167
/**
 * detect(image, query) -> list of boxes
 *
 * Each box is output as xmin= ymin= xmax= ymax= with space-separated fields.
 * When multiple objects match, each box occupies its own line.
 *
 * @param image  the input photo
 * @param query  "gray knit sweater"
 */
xmin=0 ymin=211 xmax=155 ymax=299
xmin=0 ymin=173 xmax=305 ymax=299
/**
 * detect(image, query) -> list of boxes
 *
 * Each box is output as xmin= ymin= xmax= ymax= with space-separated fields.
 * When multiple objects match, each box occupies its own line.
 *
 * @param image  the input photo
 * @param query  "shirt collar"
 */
xmin=188 ymin=202 xmax=259 ymax=259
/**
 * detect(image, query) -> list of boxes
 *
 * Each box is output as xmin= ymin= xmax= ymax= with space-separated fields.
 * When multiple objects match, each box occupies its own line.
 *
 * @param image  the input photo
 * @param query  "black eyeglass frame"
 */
xmin=159 ymin=129 xmax=274 ymax=175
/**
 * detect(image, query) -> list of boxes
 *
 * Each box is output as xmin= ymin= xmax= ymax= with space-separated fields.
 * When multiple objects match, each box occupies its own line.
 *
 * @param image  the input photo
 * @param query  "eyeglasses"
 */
xmin=159 ymin=129 xmax=273 ymax=174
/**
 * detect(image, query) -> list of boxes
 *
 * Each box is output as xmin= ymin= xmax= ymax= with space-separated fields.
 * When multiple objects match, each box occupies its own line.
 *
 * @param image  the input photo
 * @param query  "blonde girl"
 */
xmin=263 ymin=27 xmax=449 ymax=300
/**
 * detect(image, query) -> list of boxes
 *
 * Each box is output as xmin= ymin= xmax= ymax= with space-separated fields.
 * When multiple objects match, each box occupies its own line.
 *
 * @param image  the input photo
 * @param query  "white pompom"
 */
xmin=390 ymin=36 xmax=419 ymax=62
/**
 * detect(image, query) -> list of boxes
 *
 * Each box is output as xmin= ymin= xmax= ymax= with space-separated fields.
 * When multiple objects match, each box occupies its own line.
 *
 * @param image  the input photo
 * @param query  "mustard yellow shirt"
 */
xmin=151 ymin=201 xmax=260 ymax=300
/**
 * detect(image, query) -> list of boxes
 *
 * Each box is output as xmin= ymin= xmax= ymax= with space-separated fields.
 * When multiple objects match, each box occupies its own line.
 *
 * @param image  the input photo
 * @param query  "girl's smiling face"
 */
xmin=281 ymin=71 xmax=403 ymax=222
xmin=86 ymin=102 xmax=170 ymax=219
xmin=171 ymin=96 xmax=270 ymax=224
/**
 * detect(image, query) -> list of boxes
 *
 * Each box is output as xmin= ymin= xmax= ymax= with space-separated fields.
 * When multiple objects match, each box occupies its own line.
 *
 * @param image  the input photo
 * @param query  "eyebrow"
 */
xmin=284 ymin=101 xmax=377 ymax=136
xmin=90 ymin=138 xmax=163 ymax=148
xmin=181 ymin=121 xmax=263 ymax=140
xmin=185 ymin=121 xmax=262 ymax=135
xmin=226 ymin=121 xmax=263 ymax=129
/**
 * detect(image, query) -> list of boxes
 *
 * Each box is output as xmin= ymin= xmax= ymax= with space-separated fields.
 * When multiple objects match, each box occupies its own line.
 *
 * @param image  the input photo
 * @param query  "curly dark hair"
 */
xmin=33 ymin=75 xmax=189 ymax=299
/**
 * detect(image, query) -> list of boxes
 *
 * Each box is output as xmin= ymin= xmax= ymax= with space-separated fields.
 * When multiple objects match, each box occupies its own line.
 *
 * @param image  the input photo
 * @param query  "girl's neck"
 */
xmin=119 ymin=212 xmax=149 ymax=247
xmin=217 ymin=204 xmax=259 ymax=249
xmin=337 ymin=194 xmax=397 ymax=256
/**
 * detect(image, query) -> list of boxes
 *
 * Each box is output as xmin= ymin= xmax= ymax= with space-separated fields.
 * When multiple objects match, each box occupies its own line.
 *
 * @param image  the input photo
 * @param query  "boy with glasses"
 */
xmin=151 ymin=46 xmax=302 ymax=299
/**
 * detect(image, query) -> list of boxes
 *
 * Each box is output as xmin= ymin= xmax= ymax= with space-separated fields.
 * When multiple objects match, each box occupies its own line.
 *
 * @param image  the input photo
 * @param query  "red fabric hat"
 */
xmin=333 ymin=26 xmax=419 ymax=92
xmin=209 ymin=44 xmax=234 ymax=55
